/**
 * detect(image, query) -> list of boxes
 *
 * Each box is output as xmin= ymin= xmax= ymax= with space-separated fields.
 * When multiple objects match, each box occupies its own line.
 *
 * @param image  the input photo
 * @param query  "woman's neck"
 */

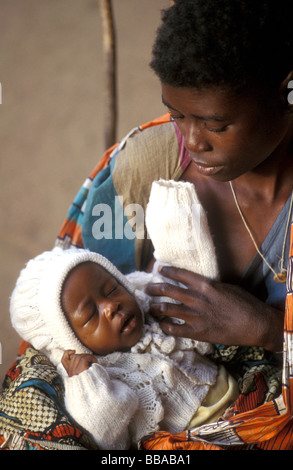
xmin=233 ymin=124 xmax=293 ymax=204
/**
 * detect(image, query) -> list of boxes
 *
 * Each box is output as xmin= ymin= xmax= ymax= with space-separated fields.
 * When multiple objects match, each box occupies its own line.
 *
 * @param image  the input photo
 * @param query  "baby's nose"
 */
xmin=103 ymin=300 xmax=119 ymax=321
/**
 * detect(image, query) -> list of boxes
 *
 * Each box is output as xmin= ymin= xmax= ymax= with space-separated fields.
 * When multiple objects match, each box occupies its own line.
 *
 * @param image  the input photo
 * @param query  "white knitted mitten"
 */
xmin=145 ymin=179 xmax=219 ymax=280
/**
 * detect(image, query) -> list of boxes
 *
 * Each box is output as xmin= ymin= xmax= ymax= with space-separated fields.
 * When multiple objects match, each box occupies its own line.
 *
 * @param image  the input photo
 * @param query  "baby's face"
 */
xmin=61 ymin=262 xmax=144 ymax=355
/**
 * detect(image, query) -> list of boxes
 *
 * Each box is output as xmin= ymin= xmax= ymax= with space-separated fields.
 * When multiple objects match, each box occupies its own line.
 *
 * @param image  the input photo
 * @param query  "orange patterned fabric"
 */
xmin=0 ymin=347 xmax=97 ymax=450
xmin=57 ymin=114 xmax=171 ymax=249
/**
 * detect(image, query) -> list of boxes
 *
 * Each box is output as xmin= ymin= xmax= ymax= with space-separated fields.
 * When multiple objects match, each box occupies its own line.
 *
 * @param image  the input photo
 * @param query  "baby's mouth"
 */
xmin=120 ymin=312 xmax=136 ymax=334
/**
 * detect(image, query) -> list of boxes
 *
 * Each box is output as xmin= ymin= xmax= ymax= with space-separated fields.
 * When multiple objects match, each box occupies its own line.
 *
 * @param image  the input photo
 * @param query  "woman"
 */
xmin=147 ymin=0 xmax=293 ymax=356
xmin=139 ymin=0 xmax=293 ymax=449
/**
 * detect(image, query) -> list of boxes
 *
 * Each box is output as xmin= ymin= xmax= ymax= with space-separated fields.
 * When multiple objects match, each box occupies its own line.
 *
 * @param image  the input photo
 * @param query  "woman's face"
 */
xmin=161 ymin=83 xmax=292 ymax=181
xmin=61 ymin=262 xmax=144 ymax=355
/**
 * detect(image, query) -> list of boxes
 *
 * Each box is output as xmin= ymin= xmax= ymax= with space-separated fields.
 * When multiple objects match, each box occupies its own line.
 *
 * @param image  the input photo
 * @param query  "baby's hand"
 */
xmin=61 ymin=350 xmax=97 ymax=377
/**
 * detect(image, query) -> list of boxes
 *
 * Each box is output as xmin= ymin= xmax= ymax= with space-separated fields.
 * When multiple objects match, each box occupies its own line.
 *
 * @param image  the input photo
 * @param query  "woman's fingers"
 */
xmin=149 ymin=300 xmax=209 ymax=340
xmin=146 ymin=281 xmax=191 ymax=304
xmin=151 ymin=310 xmax=198 ymax=339
xmin=158 ymin=265 xmax=210 ymax=290
xmin=146 ymin=272 xmax=212 ymax=308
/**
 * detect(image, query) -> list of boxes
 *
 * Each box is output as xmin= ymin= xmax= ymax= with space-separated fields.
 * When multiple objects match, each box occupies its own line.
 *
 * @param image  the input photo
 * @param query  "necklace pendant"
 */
xmin=229 ymin=182 xmax=293 ymax=286
xmin=273 ymin=272 xmax=287 ymax=283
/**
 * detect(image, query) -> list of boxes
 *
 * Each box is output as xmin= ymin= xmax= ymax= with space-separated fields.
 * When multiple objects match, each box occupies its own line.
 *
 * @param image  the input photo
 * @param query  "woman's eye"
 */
xmin=205 ymin=123 xmax=229 ymax=133
xmin=169 ymin=112 xmax=184 ymax=121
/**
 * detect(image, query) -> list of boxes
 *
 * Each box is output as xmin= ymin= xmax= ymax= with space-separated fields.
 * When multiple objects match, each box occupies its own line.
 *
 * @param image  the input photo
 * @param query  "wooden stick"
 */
xmin=98 ymin=0 xmax=117 ymax=149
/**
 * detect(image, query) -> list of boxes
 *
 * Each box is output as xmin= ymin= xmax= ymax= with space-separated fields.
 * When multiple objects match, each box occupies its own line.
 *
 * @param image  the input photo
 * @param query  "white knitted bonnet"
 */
xmin=10 ymin=247 xmax=148 ymax=366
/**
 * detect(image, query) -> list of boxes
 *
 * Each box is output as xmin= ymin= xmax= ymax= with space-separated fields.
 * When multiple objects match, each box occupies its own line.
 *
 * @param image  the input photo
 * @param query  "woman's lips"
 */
xmin=192 ymin=160 xmax=224 ymax=176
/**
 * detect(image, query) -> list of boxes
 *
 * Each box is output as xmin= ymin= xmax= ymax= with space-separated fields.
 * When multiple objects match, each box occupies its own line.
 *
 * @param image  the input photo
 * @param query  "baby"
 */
xmin=10 ymin=180 xmax=239 ymax=449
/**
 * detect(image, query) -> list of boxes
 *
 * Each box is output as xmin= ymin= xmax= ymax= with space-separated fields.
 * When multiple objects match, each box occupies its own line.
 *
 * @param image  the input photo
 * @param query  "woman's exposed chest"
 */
xmin=180 ymin=163 xmax=292 ymax=282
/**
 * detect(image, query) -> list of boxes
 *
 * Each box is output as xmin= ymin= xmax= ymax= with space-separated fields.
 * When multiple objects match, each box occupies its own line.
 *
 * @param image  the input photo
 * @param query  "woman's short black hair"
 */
xmin=150 ymin=0 xmax=293 ymax=93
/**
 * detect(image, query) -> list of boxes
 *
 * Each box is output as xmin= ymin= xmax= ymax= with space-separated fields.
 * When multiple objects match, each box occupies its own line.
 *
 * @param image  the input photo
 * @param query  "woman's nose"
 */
xmin=184 ymin=122 xmax=212 ymax=153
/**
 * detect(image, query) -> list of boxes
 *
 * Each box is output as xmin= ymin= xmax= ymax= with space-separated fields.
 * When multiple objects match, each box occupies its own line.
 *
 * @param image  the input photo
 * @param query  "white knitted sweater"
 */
xmin=59 ymin=313 xmax=217 ymax=450
xmin=58 ymin=180 xmax=219 ymax=450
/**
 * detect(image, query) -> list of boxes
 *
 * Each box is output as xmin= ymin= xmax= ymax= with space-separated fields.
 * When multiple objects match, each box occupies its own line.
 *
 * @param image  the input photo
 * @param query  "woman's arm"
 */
xmin=146 ymin=266 xmax=284 ymax=352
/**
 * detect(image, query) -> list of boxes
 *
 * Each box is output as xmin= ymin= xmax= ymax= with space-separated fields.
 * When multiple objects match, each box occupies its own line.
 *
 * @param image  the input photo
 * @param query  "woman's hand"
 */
xmin=61 ymin=350 xmax=98 ymax=377
xmin=145 ymin=266 xmax=284 ymax=352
